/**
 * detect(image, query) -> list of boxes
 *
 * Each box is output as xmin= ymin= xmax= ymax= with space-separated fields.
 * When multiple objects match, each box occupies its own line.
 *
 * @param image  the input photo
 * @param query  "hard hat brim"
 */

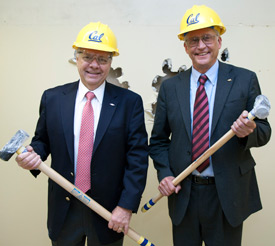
xmin=73 ymin=42 xmax=119 ymax=56
xmin=178 ymin=24 xmax=226 ymax=40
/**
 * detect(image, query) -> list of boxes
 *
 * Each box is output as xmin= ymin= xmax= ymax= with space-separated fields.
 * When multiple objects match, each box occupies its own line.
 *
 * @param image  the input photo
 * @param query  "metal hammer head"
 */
xmin=251 ymin=95 xmax=271 ymax=119
xmin=0 ymin=130 xmax=29 ymax=161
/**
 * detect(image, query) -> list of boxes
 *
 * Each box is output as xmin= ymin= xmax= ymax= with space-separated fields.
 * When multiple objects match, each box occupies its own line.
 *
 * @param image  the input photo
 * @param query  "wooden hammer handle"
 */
xmin=142 ymin=113 xmax=255 ymax=213
xmin=16 ymin=147 xmax=155 ymax=246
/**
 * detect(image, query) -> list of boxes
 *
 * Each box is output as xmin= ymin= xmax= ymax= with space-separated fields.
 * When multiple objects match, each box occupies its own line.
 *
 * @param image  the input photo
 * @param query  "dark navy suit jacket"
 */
xmin=30 ymin=81 xmax=148 ymax=244
xmin=149 ymin=61 xmax=271 ymax=227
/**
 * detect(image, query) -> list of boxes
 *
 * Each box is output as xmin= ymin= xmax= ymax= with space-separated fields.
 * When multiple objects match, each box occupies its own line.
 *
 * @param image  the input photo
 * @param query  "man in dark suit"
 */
xmin=149 ymin=5 xmax=271 ymax=246
xmin=15 ymin=22 xmax=148 ymax=246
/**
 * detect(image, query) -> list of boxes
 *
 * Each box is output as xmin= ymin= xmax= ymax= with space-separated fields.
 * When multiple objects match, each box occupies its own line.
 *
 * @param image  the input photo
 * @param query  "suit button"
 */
xmin=187 ymin=151 xmax=191 ymax=155
xmin=66 ymin=197 xmax=70 ymax=201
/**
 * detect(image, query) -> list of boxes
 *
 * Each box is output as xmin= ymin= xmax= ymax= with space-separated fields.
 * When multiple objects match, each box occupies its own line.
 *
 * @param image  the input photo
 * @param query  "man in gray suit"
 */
xmin=149 ymin=5 xmax=271 ymax=246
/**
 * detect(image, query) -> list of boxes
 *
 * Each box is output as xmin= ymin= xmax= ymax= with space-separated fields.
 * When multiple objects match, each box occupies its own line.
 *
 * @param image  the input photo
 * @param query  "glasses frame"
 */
xmin=75 ymin=49 xmax=112 ymax=65
xmin=185 ymin=34 xmax=218 ymax=48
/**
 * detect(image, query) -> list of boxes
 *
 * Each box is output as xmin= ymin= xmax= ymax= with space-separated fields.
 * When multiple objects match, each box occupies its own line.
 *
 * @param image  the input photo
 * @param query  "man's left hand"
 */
xmin=108 ymin=206 xmax=132 ymax=234
xmin=231 ymin=110 xmax=256 ymax=138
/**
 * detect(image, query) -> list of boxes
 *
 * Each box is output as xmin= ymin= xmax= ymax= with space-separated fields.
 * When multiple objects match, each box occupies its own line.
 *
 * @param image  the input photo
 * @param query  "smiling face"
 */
xmin=184 ymin=28 xmax=222 ymax=74
xmin=76 ymin=49 xmax=112 ymax=90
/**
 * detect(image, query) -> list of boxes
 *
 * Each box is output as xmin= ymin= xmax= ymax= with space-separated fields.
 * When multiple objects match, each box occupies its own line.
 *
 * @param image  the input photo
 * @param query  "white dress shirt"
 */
xmin=74 ymin=81 xmax=105 ymax=172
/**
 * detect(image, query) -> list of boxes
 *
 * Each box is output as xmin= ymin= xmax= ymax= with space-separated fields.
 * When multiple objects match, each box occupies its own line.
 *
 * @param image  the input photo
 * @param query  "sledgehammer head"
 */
xmin=251 ymin=95 xmax=271 ymax=119
xmin=0 ymin=130 xmax=29 ymax=161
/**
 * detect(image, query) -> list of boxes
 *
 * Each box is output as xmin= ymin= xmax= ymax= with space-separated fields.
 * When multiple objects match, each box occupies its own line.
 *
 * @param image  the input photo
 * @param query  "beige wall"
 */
xmin=0 ymin=0 xmax=274 ymax=245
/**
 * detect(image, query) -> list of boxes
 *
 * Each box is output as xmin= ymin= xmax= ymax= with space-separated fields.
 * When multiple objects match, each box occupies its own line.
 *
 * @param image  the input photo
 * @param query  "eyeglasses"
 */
xmin=185 ymin=34 xmax=218 ymax=48
xmin=77 ymin=51 xmax=112 ymax=65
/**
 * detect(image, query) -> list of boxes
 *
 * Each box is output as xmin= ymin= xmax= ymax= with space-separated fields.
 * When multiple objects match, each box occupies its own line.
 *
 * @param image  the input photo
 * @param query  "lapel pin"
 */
xmin=227 ymin=78 xmax=232 ymax=82
xmin=110 ymin=103 xmax=115 ymax=106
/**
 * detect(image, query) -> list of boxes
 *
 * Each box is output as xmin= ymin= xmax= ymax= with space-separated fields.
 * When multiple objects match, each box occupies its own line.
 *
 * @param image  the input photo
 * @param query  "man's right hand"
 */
xmin=15 ymin=146 xmax=42 ymax=170
xmin=158 ymin=176 xmax=181 ymax=196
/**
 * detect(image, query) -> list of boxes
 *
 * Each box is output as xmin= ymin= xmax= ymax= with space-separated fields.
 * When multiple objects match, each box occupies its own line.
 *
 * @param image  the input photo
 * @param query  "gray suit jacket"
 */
xmin=149 ymin=61 xmax=271 ymax=227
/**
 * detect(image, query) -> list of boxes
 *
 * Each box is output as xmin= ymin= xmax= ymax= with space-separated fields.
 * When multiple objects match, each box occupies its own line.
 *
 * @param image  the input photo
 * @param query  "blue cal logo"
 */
xmin=186 ymin=13 xmax=200 ymax=26
xmin=88 ymin=31 xmax=104 ymax=43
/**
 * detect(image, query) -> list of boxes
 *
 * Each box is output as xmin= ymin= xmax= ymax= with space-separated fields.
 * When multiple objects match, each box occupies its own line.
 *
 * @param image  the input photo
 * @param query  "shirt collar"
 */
xmin=77 ymin=80 xmax=105 ymax=104
xmin=191 ymin=60 xmax=219 ymax=86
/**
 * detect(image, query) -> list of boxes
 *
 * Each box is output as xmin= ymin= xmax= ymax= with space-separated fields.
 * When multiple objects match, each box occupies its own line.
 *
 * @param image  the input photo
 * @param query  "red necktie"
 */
xmin=192 ymin=75 xmax=210 ymax=173
xmin=75 ymin=91 xmax=95 ymax=193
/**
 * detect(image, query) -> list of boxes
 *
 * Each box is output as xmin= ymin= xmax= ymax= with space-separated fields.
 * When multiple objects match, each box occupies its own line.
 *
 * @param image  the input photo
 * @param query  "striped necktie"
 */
xmin=75 ymin=91 xmax=95 ymax=193
xmin=192 ymin=75 xmax=210 ymax=173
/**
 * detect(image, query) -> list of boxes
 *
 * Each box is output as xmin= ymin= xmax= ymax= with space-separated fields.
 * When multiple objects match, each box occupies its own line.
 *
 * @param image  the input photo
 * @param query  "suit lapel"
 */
xmin=211 ymin=62 xmax=234 ymax=136
xmin=176 ymin=69 xmax=192 ymax=141
xmin=93 ymin=82 xmax=118 ymax=154
xmin=60 ymin=81 xmax=78 ymax=164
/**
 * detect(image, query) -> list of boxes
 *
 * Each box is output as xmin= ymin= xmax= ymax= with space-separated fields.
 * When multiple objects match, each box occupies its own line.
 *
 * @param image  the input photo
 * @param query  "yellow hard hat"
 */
xmin=178 ymin=5 xmax=226 ymax=40
xmin=73 ymin=22 xmax=119 ymax=56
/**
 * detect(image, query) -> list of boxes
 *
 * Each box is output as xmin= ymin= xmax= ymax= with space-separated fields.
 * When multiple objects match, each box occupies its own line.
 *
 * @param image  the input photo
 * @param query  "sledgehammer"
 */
xmin=142 ymin=94 xmax=271 ymax=213
xmin=0 ymin=130 xmax=155 ymax=246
